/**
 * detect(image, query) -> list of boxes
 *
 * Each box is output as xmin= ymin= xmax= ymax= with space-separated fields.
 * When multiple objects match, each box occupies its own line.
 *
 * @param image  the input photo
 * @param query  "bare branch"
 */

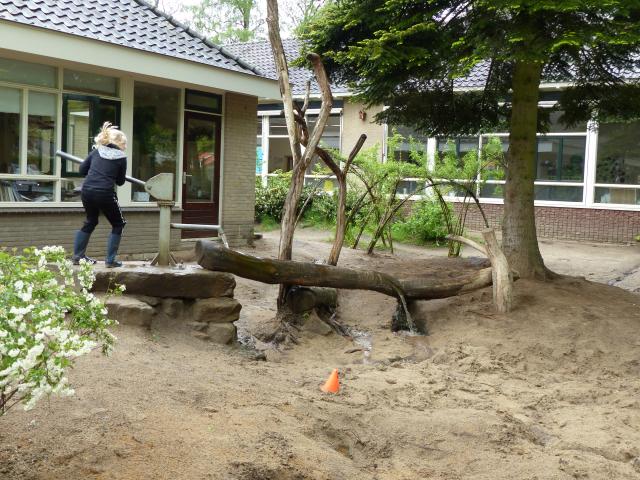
xmin=344 ymin=134 xmax=367 ymax=173
xmin=302 ymin=79 xmax=311 ymax=115
xmin=266 ymin=0 xmax=302 ymax=166
xmin=446 ymin=235 xmax=488 ymax=256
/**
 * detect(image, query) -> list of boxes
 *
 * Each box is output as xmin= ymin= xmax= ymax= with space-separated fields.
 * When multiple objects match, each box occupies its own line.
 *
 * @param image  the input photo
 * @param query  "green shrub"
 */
xmin=255 ymin=174 xmax=290 ymax=222
xmin=302 ymin=192 xmax=336 ymax=227
xmin=392 ymin=199 xmax=450 ymax=245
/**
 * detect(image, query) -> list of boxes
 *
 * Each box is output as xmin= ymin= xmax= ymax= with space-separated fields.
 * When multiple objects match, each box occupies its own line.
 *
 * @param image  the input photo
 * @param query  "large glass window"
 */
xmin=536 ymin=137 xmax=585 ymax=182
xmin=63 ymin=69 xmax=119 ymax=97
xmin=0 ymin=57 xmax=57 ymax=88
xmin=0 ymin=180 xmax=54 ymax=202
xmin=596 ymin=121 xmax=640 ymax=185
xmin=132 ymin=82 xmax=179 ymax=201
xmin=28 ymin=92 xmax=56 ymax=175
xmin=0 ymin=86 xmax=21 ymax=175
xmin=479 ymin=134 xmax=586 ymax=202
xmin=61 ymin=96 xmax=120 ymax=202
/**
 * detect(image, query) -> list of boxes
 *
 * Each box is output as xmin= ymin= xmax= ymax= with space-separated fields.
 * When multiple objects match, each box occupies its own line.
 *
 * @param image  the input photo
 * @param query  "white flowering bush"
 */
xmin=0 ymin=246 xmax=121 ymax=414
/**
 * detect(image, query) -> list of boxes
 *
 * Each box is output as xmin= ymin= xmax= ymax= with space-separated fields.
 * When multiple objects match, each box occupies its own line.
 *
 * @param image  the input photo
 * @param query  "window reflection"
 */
xmin=132 ymin=82 xmax=179 ymax=201
xmin=536 ymin=137 xmax=585 ymax=182
xmin=596 ymin=121 xmax=640 ymax=185
xmin=0 ymin=86 xmax=21 ymax=175
xmin=28 ymin=92 xmax=56 ymax=175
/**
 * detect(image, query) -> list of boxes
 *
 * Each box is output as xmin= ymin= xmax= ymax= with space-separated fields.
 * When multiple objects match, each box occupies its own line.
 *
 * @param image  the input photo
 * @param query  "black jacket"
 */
xmin=80 ymin=144 xmax=127 ymax=192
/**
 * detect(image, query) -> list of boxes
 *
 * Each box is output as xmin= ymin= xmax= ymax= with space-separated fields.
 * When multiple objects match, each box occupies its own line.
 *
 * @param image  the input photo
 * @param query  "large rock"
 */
xmin=105 ymin=296 xmax=154 ymax=328
xmin=191 ymin=297 xmax=241 ymax=324
xmin=206 ymin=323 xmax=237 ymax=345
xmin=92 ymin=264 xmax=235 ymax=299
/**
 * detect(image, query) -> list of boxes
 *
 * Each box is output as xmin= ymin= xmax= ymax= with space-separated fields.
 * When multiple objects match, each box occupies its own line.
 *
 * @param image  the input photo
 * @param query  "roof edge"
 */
xmin=132 ymin=0 xmax=265 ymax=77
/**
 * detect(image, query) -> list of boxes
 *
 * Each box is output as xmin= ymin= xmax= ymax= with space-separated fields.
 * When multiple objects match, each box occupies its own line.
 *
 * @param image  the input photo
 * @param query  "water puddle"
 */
xmin=347 ymin=328 xmax=373 ymax=364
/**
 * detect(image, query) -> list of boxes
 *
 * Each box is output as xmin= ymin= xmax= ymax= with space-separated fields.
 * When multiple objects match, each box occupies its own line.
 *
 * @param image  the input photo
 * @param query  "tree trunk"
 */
xmin=482 ymin=229 xmax=513 ymax=313
xmin=502 ymin=60 xmax=548 ymax=279
xmin=266 ymin=0 xmax=332 ymax=307
xmin=196 ymin=240 xmax=494 ymax=302
xmin=327 ymin=134 xmax=366 ymax=265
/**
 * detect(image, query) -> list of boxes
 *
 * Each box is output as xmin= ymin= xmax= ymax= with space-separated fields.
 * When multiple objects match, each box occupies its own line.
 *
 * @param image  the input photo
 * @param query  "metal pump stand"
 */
xmin=56 ymin=151 xmax=228 ymax=267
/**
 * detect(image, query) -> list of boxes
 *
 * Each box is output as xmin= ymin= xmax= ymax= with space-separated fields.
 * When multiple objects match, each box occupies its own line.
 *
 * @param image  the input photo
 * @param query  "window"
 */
xmin=392 ymin=125 xmax=430 ymax=164
xmin=63 ymin=69 xmax=119 ymax=97
xmin=0 ymin=180 xmax=54 ymax=202
xmin=132 ymin=82 xmax=179 ymax=201
xmin=536 ymin=137 xmax=585 ymax=182
xmin=594 ymin=187 xmax=640 ymax=205
xmin=28 ymin=92 xmax=57 ymax=175
xmin=0 ymin=57 xmax=57 ymax=88
xmin=0 ymin=86 xmax=21 ymax=175
xmin=436 ymin=137 xmax=479 ymax=161
xmin=0 ymin=87 xmax=59 ymax=203
xmin=267 ymin=137 xmax=292 ymax=173
xmin=547 ymin=111 xmax=588 ymax=133
xmin=61 ymin=95 xmax=120 ymax=201
xmin=268 ymin=116 xmax=288 ymax=136
xmin=479 ymin=134 xmax=586 ymax=202
xmin=593 ymin=120 xmax=640 ymax=205
xmin=596 ymin=121 xmax=640 ymax=185
xmin=306 ymin=113 xmax=342 ymax=175
xmin=185 ymin=90 xmax=222 ymax=114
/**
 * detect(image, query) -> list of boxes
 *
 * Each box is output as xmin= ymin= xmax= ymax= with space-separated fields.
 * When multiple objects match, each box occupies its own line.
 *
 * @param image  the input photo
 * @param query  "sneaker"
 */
xmin=72 ymin=255 xmax=97 ymax=265
xmin=105 ymin=260 xmax=123 ymax=268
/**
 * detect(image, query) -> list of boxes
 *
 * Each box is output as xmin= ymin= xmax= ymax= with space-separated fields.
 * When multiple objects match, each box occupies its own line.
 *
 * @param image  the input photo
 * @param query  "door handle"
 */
xmin=182 ymin=172 xmax=192 ymax=184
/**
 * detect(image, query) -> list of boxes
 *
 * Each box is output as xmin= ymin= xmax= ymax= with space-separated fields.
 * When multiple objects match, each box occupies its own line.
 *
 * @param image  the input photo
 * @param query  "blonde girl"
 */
xmin=72 ymin=122 xmax=128 ymax=268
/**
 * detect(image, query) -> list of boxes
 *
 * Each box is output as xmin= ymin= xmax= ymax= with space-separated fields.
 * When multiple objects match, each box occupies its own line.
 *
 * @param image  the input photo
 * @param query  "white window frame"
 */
xmin=257 ymin=108 xmax=343 ymax=189
xmin=385 ymin=110 xmax=640 ymax=210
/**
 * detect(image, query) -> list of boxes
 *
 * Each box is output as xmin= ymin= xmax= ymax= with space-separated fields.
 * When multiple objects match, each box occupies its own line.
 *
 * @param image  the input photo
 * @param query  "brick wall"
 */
xmin=0 ymin=208 xmax=181 ymax=256
xmin=457 ymin=202 xmax=640 ymax=243
xmin=221 ymin=93 xmax=257 ymax=247
xmin=341 ymin=99 xmax=386 ymax=160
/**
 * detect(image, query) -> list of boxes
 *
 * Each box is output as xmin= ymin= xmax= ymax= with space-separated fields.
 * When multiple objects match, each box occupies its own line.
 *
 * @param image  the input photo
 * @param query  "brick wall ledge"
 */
xmin=0 ymin=207 xmax=185 ymax=214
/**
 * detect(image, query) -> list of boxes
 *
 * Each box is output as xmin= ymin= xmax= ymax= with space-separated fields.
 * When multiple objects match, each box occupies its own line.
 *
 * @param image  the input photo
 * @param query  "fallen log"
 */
xmin=195 ymin=240 xmax=493 ymax=302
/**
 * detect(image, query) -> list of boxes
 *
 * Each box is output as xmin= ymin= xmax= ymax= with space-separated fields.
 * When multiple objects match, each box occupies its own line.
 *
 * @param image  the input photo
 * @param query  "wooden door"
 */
xmin=181 ymin=111 xmax=221 ymax=238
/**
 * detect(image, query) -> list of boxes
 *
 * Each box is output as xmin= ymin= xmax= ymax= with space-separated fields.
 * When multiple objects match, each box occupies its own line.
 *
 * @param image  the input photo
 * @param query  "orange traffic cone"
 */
xmin=320 ymin=369 xmax=340 ymax=393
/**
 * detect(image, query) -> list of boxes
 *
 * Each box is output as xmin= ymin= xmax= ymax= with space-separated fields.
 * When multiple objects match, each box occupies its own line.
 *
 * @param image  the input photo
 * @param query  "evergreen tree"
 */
xmin=301 ymin=0 xmax=640 ymax=278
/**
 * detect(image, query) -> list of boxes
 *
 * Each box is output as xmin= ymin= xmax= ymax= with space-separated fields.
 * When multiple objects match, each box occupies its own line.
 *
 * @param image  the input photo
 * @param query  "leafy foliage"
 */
xmin=183 ymin=0 xmax=262 ymax=44
xmin=255 ymin=173 xmax=293 ymax=222
xmin=392 ymin=200 xmax=450 ymax=245
xmin=0 ymin=247 xmax=120 ymax=414
xmin=301 ymin=0 xmax=640 ymax=131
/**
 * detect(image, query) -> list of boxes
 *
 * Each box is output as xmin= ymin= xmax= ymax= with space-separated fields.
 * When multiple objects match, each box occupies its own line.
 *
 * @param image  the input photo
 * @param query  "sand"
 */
xmin=1 ymin=230 xmax=640 ymax=479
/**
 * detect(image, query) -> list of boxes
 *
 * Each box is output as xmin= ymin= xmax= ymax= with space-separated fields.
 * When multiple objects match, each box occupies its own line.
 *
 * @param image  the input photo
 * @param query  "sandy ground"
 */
xmin=1 ymin=230 xmax=640 ymax=479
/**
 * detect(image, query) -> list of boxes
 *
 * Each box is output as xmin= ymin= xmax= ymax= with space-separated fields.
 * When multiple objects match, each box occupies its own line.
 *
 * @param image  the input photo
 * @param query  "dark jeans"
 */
xmin=80 ymin=189 xmax=126 ymax=235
